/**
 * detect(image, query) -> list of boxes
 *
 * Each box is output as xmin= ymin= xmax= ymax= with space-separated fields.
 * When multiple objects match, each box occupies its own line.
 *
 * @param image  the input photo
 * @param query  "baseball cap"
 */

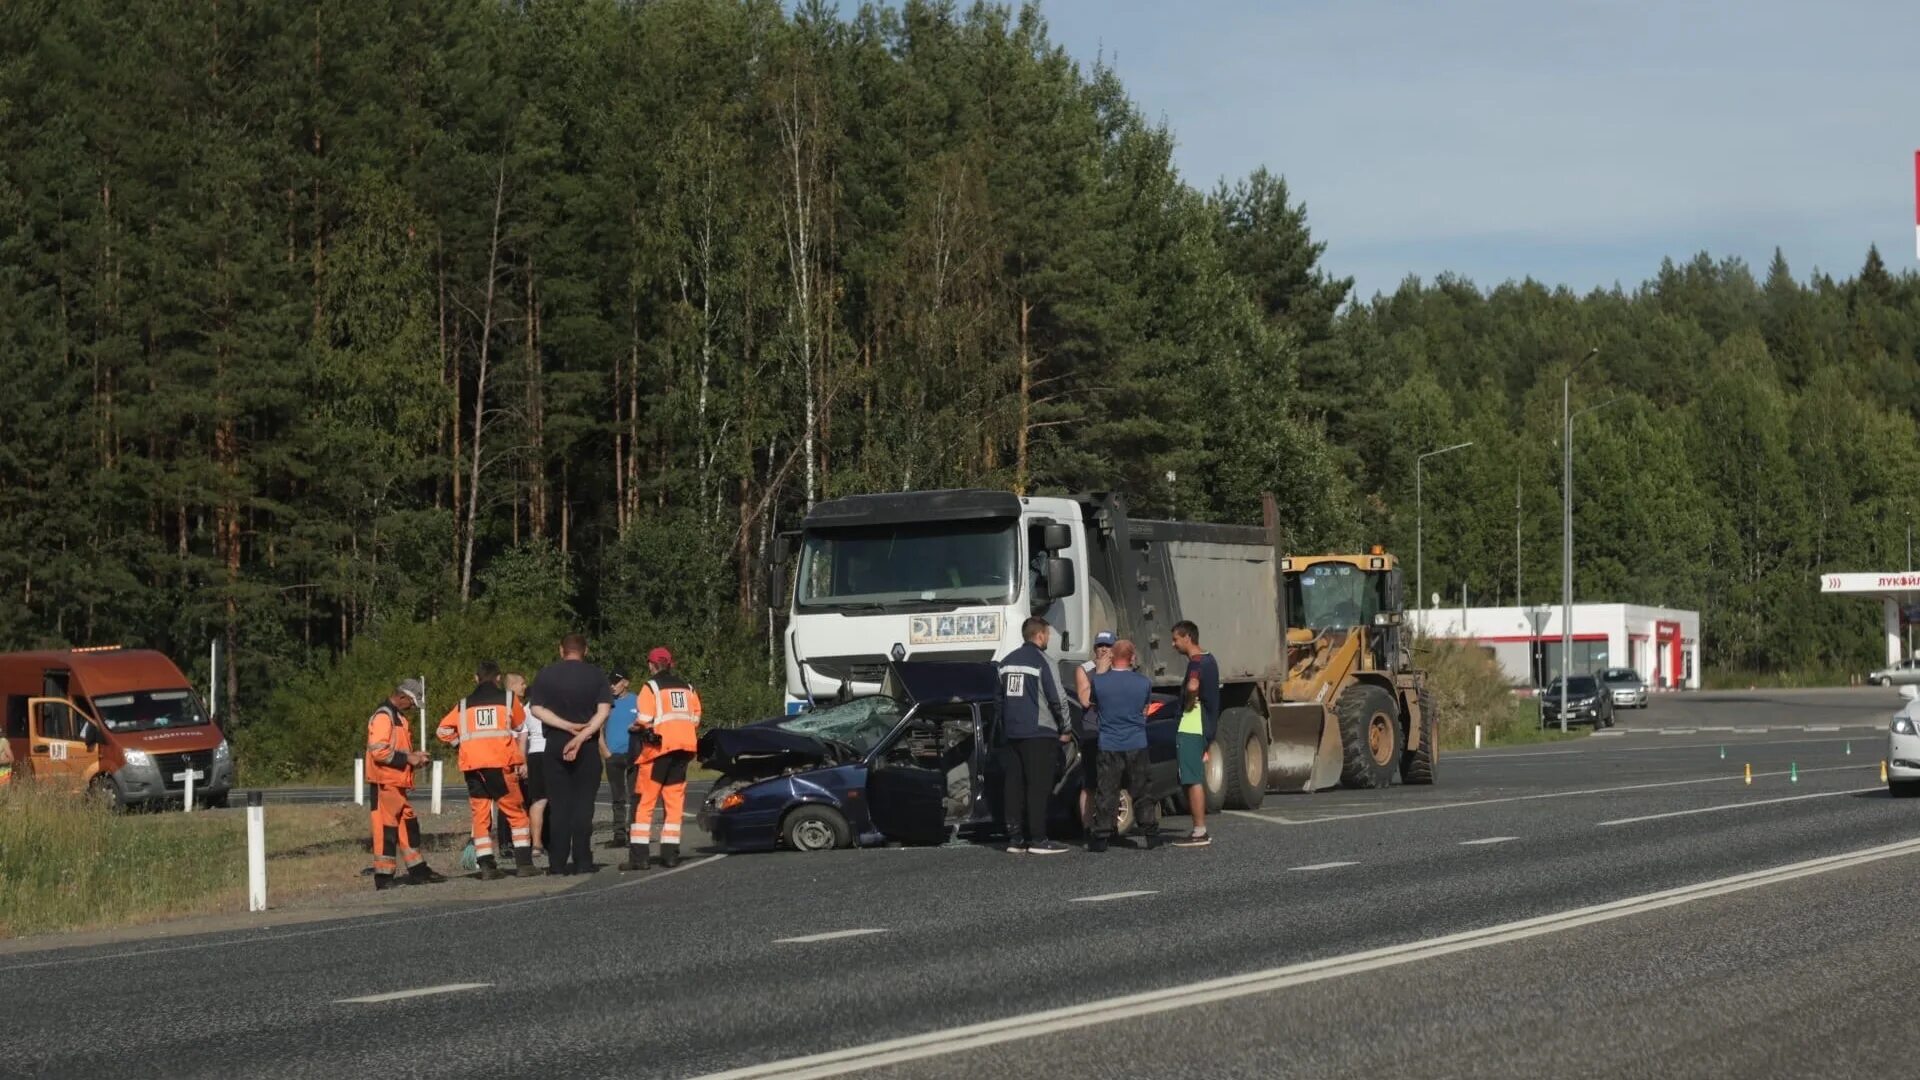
xmin=395 ymin=678 xmax=425 ymax=706
xmin=648 ymin=647 xmax=674 ymax=668
xmin=609 ymin=670 xmax=630 ymax=686
xmin=1093 ymin=631 xmax=1117 ymax=647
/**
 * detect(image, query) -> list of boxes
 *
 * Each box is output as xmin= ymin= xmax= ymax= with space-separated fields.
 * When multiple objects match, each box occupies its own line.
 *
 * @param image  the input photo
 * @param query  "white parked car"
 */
xmin=1890 ymin=686 xmax=1920 ymax=797
xmin=1598 ymin=667 xmax=1649 ymax=709
xmin=1870 ymin=659 xmax=1920 ymax=686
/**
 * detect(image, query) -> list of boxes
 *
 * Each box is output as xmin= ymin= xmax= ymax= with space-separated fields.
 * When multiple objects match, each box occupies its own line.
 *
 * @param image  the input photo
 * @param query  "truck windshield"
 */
xmin=90 ymin=689 xmax=210 ymax=733
xmin=796 ymin=520 xmax=1019 ymax=611
xmin=1287 ymin=563 xmax=1382 ymax=631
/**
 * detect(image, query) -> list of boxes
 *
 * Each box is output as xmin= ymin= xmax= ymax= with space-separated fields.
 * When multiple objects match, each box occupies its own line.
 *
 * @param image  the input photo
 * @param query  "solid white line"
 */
xmin=1069 ymin=890 xmax=1158 ymax=903
xmin=1458 ymin=837 xmax=1518 ymax=846
xmin=688 ymin=837 xmax=1920 ymax=1080
xmin=776 ymin=929 xmax=888 ymax=944
xmin=1289 ymin=862 xmax=1357 ymax=872
xmin=1448 ymin=733 xmax=1871 ymax=761
xmin=1597 ymin=786 xmax=1884 ymax=826
xmin=1806 ymin=725 xmax=1840 ymax=732
xmin=1228 ymin=764 xmax=1875 ymax=825
xmin=336 ymin=982 xmax=490 ymax=1004
xmin=0 ymin=853 xmax=732 ymax=973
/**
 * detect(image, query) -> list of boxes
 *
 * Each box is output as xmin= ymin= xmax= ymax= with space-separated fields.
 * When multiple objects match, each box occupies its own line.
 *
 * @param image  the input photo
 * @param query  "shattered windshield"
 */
xmin=776 ymin=696 xmax=906 ymax=755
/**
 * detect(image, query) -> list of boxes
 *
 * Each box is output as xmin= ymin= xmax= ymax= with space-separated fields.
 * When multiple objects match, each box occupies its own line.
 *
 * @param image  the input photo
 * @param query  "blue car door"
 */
xmin=865 ymin=710 xmax=953 ymax=845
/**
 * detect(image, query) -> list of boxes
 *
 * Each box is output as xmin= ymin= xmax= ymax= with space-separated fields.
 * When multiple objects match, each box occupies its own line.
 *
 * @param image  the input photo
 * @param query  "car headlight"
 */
xmin=122 ymin=749 xmax=152 ymax=767
xmin=214 ymin=739 xmax=231 ymax=761
xmin=1894 ymin=717 xmax=1916 ymax=735
xmin=718 ymin=792 xmax=746 ymax=812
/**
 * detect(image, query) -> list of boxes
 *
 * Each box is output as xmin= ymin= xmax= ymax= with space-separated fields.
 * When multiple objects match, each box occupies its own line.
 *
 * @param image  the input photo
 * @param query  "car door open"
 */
xmin=865 ymin=708 xmax=962 ymax=845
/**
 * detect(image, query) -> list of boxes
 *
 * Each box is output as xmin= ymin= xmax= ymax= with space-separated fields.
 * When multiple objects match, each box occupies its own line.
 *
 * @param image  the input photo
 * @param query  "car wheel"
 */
xmin=87 ymin=775 xmax=124 ymax=813
xmin=780 ymin=805 xmax=851 ymax=852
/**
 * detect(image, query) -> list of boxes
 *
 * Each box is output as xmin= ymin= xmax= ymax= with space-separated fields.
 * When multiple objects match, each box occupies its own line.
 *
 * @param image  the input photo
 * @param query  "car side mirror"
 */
xmin=1044 ymin=557 xmax=1076 ymax=601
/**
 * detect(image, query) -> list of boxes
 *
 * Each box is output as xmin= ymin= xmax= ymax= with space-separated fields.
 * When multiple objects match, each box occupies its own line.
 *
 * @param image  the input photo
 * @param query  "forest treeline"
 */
xmin=3 ymin=0 xmax=1916 ymax=774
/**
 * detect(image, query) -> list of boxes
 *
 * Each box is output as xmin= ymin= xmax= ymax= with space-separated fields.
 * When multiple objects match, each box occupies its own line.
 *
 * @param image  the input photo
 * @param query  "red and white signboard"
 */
xmin=1821 ymin=571 xmax=1920 ymax=593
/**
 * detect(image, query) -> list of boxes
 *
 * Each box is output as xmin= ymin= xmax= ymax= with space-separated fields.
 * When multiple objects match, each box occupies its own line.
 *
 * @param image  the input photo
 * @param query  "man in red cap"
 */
xmin=621 ymin=646 xmax=703 ymax=871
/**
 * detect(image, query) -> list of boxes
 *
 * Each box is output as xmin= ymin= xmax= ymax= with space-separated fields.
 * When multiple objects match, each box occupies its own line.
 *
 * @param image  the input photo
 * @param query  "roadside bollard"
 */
xmin=183 ymin=765 xmax=195 ymax=812
xmin=1473 ymin=724 xmax=1482 ymax=749
xmin=1719 ymin=745 xmax=1725 ymax=760
xmin=1790 ymin=762 xmax=1798 ymax=784
xmin=353 ymin=759 xmax=365 ymax=806
xmin=247 ymin=791 xmax=267 ymax=913
xmin=431 ymin=759 xmax=444 ymax=816
xmin=1882 ymin=760 xmax=1890 ymax=783
xmin=1744 ymin=763 xmax=1752 ymax=785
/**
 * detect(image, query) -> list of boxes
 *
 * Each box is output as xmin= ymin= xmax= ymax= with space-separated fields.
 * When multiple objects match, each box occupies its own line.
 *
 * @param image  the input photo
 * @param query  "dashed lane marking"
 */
xmin=1597 ymin=786 xmax=1885 ymax=827
xmin=1288 ymin=862 xmax=1357 ymax=872
xmin=336 ymin=982 xmax=490 ymax=1004
xmin=776 ymin=929 xmax=889 ymax=944
xmin=1069 ymin=891 xmax=1158 ymax=903
xmin=1459 ymin=837 xmax=1518 ymax=846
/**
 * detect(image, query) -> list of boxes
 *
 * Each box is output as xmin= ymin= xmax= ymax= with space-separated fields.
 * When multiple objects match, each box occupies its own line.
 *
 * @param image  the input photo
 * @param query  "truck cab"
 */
xmin=0 ymin=648 xmax=233 ymax=809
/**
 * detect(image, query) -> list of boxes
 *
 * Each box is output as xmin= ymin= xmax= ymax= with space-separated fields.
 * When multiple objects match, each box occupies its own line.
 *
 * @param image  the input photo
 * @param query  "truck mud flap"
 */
xmin=1265 ymin=702 xmax=1343 ymax=793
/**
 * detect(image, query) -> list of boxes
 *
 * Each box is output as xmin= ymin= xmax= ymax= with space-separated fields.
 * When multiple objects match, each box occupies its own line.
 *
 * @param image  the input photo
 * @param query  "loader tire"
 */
xmin=1337 ymin=684 xmax=1400 ymax=789
xmin=1217 ymin=707 xmax=1267 ymax=810
xmin=1401 ymin=683 xmax=1437 ymax=786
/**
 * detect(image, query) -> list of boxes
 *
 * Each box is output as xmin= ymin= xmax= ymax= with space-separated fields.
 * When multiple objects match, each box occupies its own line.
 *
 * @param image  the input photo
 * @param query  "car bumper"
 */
xmin=1890 ymin=730 xmax=1920 ymax=779
xmin=1610 ymin=691 xmax=1647 ymax=706
xmin=1542 ymin=708 xmax=1604 ymax=724
xmin=698 ymin=806 xmax=783 ymax=853
xmin=112 ymin=760 xmax=234 ymax=805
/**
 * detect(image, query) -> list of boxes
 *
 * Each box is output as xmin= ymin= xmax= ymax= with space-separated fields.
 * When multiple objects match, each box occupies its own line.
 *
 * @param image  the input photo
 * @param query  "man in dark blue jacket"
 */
xmin=996 ymin=616 xmax=1073 ymax=855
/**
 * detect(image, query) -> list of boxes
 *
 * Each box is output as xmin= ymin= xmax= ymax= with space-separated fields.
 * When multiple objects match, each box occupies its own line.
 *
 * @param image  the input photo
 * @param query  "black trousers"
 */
xmin=604 ymin=751 xmax=636 ymax=839
xmin=542 ymin=741 xmax=603 ymax=873
xmin=1000 ymin=738 xmax=1058 ymax=844
xmin=1093 ymin=748 xmax=1158 ymax=840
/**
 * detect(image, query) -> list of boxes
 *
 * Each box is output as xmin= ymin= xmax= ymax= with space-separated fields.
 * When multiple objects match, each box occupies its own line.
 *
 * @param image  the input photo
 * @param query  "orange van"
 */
xmin=0 ymin=648 xmax=233 ymax=808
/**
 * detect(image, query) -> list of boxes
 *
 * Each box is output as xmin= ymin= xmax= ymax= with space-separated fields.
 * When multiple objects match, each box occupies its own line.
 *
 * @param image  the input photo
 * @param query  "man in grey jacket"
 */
xmin=996 ymin=617 xmax=1073 ymax=855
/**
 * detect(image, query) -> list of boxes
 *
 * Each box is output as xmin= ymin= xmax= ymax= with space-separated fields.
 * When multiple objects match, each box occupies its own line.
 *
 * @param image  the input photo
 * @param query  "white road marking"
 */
xmin=776 ymin=929 xmax=888 ymax=944
xmin=1806 ymin=725 xmax=1840 ymax=732
xmin=689 ymin=838 xmax=1920 ymax=1079
xmin=1228 ymin=764 xmax=1875 ymax=825
xmin=1069 ymin=890 xmax=1158 ymax=903
xmin=1458 ymin=836 xmax=1518 ymax=846
xmin=1597 ymin=786 xmax=1884 ymax=826
xmin=0 ymin=852 xmax=731 ymax=973
xmin=1288 ymin=861 xmax=1357 ymax=872
xmin=1448 ymin=733 xmax=1871 ymax=761
xmin=336 ymin=982 xmax=490 ymax=1004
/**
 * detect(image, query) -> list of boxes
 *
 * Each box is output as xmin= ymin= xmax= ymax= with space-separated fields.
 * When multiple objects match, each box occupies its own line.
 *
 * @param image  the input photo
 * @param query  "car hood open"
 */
xmin=699 ymin=721 xmax=847 ymax=779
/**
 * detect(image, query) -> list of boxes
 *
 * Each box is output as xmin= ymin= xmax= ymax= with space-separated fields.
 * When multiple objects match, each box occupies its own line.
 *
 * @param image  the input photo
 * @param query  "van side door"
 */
xmin=26 ymin=697 xmax=98 ymax=790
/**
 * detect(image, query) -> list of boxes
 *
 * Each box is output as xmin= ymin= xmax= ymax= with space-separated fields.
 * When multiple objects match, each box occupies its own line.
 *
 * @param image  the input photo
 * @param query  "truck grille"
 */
xmin=156 ymin=750 xmax=216 ymax=790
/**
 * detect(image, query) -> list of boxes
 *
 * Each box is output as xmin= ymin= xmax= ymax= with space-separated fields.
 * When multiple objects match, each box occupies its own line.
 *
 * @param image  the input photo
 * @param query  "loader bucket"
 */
xmin=1265 ymin=702 xmax=1344 ymax=793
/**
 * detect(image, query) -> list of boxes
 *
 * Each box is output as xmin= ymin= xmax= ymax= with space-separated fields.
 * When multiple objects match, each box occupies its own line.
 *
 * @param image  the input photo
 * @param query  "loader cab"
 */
xmin=1283 ymin=552 xmax=1407 ymax=671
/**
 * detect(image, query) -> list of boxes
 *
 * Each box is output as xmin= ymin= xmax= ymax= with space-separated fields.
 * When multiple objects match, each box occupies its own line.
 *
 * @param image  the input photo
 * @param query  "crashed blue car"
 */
xmin=696 ymin=660 xmax=1182 ymax=852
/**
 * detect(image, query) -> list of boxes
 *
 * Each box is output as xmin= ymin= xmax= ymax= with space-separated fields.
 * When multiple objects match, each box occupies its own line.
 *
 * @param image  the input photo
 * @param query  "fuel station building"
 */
xmin=1411 ymin=603 xmax=1702 ymax=690
xmin=1818 ymin=571 xmax=1920 ymax=666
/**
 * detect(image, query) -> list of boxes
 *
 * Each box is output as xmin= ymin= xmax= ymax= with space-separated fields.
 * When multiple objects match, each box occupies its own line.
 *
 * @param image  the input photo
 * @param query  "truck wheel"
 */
xmin=1401 ymin=684 xmax=1437 ymax=786
xmin=1337 ymin=685 xmax=1401 ymax=789
xmin=781 ymin=805 xmax=851 ymax=852
xmin=1217 ymin=707 xmax=1267 ymax=810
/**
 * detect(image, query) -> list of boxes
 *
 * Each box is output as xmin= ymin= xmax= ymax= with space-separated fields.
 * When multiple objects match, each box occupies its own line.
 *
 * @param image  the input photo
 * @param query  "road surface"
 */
xmin=4 ymin=687 xmax=1915 ymax=1079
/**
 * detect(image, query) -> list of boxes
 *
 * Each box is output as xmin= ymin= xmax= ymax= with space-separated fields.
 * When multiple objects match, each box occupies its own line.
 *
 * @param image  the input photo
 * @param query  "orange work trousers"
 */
xmin=632 ymin=750 xmax=694 ymax=847
xmin=371 ymin=784 xmax=424 ymax=877
xmin=465 ymin=767 xmax=529 ymax=859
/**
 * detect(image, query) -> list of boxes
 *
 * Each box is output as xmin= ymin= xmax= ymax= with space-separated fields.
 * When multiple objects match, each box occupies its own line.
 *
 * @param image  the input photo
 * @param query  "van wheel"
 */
xmin=88 ymin=776 xmax=124 ymax=813
xmin=1217 ymin=708 xmax=1267 ymax=810
xmin=781 ymin=805 xmax=851 ymax=852
xmin=1337 ymin=685 xmax=1401 ymax=789
xmin=207 ymin=791 xmax=230 ymax=810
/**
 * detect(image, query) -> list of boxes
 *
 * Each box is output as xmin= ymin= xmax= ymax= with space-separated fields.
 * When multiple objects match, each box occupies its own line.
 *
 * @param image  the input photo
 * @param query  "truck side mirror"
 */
xmin=1045 ymin=557 xmax=1076 ymax=600
xmin=1039 ymin=524 xmax=1071 ymax=552
xmin=79 ymin=721 xmax=101 ymax=749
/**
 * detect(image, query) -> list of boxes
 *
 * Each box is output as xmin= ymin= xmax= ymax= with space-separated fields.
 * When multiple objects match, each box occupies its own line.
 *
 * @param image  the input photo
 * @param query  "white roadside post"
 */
xmin=183 ymin=765 xmax=195 ymax=812
xmin=431 ymin=759 xmax=444 ymax=816
xmin=353 ymin=758 xmax=366 ymax=806
xmin=246 ymin=791 xmax=268 ymax=913
xmin=1474 ymin=724 xmax=1483 ymax=750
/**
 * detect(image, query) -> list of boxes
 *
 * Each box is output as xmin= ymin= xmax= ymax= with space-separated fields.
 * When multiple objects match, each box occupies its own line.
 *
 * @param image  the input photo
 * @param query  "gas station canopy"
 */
xmin=1819 ymin=572 xmax=1920 ymax=666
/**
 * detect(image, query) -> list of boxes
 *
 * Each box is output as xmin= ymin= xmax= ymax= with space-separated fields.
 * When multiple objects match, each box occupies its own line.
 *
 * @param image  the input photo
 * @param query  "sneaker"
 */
xmin=1172 ymin=831 xmax=1213 ymax=848
xmin=1027 ymin=840 xmax=1070 ymax=856
xmin=1005 ymin=840 xmax=1029 ymax=854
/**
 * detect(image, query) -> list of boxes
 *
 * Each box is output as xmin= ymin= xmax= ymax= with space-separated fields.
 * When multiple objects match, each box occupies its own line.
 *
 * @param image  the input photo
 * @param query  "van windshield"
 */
xmin=91 ymin=690 xmax=210 ymax=733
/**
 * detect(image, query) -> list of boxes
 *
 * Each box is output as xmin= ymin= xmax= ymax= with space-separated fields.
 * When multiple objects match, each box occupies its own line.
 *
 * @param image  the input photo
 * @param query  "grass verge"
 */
xmin=1418 ymin=637 xmax=1590 ymax=751
xmin=0 ymin=786 xmax=467 ymax=938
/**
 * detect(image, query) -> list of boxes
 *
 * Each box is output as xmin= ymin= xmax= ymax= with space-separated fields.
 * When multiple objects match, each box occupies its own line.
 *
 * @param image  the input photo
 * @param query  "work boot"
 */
xmin=618 ymin=843 xmax=650 ymax=873
xmin=513 ymin=848 xmax=537 ymax=878
xmin=374 ymin=873 xmax=398 ymax=891
xmin=477 ymin=855 xmax=505 ymax=881
xmin=660 ymin=843 xmax=681 ymax=869
xmin=408 ymin=864 xmax=448 ymax=885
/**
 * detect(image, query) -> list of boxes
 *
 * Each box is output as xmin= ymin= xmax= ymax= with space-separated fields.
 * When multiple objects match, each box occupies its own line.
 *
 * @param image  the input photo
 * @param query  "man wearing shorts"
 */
xmin=1171 ymin=620 xmax=1220 ymax=847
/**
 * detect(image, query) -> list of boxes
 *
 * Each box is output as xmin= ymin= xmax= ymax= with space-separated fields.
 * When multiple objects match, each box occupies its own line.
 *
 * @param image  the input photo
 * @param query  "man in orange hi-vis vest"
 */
xmin=366 ymin=679 xmax=447 ymax=890
xmin=436 ymin=660 xmax=534 ymax=880
xmin=620 ymin=647 xmax=701 ymax=872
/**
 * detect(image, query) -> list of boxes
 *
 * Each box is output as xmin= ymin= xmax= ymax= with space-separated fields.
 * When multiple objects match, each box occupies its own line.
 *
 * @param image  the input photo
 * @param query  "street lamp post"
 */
xmin=1416 ymin=440 xmax=1475 ymax=635
xmin=1561 ymin=348 xmax=1599 ymax=732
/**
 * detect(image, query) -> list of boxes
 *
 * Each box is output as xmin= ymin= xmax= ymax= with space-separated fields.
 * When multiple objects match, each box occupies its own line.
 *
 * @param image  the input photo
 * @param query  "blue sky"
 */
xmin=1029 ymin=0 xmax=1919 ymax=300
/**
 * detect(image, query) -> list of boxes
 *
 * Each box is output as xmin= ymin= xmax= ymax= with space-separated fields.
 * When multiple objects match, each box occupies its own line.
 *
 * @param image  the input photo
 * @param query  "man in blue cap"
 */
xmin=1072 ymin=630 xmax=1116 ymax=825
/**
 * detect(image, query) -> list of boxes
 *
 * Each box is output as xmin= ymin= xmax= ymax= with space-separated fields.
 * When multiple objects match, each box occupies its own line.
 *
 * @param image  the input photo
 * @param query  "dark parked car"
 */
xmin=697 ymin=661 xmax=1183 ymax=853
xmin=1540 ymin=675 xmax=1615 ymax=729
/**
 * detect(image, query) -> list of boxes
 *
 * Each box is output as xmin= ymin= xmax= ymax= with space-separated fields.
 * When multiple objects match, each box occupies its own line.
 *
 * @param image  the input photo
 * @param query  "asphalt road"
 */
xmin=5 ymin=687 xmax=1918 ymax=1079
